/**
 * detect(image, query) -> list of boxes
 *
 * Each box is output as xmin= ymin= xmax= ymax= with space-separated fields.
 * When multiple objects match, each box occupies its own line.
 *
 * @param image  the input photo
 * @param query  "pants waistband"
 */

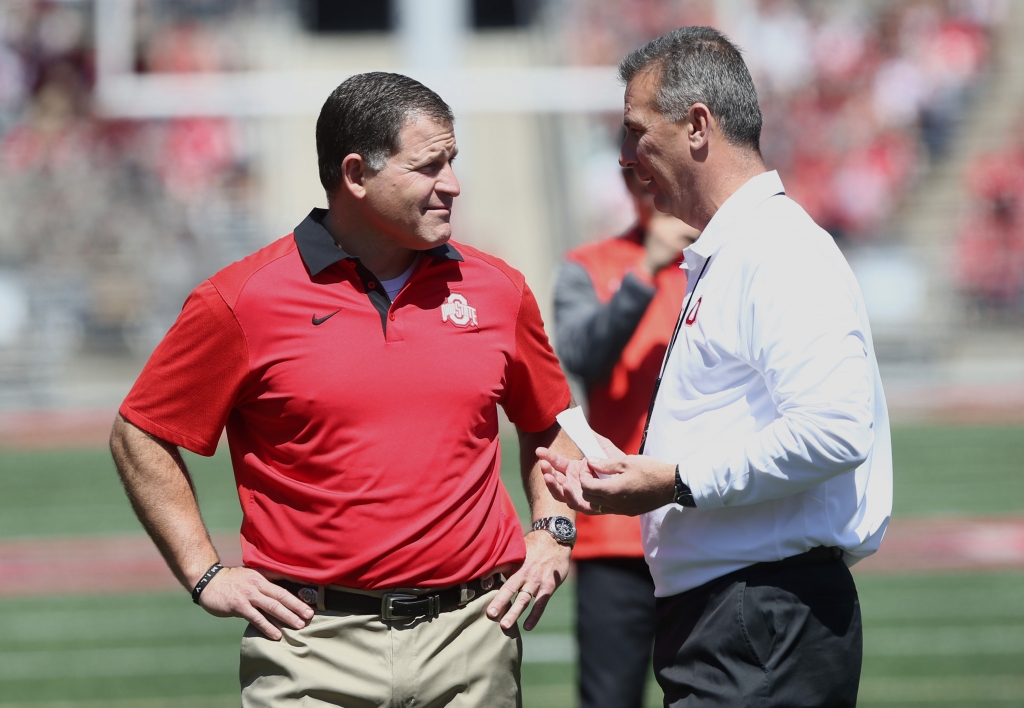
xmin=658 ymin=547 xmax=847 ymax=606
xmin=753 ymin=545 xmax=844 ymax=571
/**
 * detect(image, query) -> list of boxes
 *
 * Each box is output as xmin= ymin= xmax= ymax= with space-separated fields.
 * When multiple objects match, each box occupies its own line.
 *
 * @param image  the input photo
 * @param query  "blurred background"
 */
xmin=0 ymin=1 xmax=1021 ymax=707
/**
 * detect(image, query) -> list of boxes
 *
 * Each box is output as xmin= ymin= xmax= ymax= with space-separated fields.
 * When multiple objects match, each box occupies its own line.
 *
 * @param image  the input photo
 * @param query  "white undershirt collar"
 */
xmin=379 ymin=254 xmax=421 ymax=301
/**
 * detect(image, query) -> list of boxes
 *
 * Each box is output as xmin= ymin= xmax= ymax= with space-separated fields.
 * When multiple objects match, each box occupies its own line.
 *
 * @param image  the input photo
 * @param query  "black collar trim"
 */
xmin=424 ymin=241 xmax=464 ymax=262
xmin=294 ymin=208 xmax=463 ymax=276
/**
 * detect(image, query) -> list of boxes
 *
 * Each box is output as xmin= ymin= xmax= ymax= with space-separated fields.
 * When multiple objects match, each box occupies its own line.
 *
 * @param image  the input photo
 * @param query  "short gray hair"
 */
xmin=619 ymin=26 xmax=762 ymax=153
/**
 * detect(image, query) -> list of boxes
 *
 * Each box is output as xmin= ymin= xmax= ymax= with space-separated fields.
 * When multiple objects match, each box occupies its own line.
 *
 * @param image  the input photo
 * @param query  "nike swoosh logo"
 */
xmin=312 ymin=309 xmax=341 ymax=326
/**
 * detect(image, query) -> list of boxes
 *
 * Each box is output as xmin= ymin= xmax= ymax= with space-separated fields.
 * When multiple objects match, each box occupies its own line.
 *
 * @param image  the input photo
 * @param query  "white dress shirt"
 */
xmin=642 ymin=170 xmax=893 ymax=597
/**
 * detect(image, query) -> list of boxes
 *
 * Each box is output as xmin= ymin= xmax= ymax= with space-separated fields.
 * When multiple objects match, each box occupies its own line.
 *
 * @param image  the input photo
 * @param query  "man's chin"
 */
xmin=430 ymin=225 xmax=453 ymax=244
xmin=410 ymin=229 xmax=452 ymax=250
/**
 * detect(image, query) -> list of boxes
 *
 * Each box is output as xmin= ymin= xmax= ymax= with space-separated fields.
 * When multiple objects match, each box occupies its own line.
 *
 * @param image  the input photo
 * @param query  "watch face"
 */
xmin=552 ymin=517 xmax=575 ymax=541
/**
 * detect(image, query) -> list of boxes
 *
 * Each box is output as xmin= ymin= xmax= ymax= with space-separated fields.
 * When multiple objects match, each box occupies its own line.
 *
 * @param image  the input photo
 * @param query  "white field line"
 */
xmin=0 ymin=699 xmax=237 ymax=708
xmin=865 ymin=624 xmax=1024 ymax=656
xmin=3 ymin=516 xmax=1021 ymax=597
xmin=521 ymin=632 xmax=575 ymax=663
xmin=0 ymin=607 xmax=240 ymax=643
xmin=858 ymin=676 xmax=1024 ymax=703
xmin=0 ymin=635 xmax=575 ymax=680
xmin=1 ymin=675 xmax=1023 ymax=706
xmin=0 ymin=644 xmax=238 ymax=681
xmin=3 ymin=623 xmax=1024 ymax=681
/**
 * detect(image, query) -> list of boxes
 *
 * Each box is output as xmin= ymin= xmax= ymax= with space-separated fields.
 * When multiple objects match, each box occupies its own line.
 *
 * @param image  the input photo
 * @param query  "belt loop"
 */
xmin=459 ymin=582 xmax=475 ymax=606
xmin=316 ymin=584 xmax=326 ymax=612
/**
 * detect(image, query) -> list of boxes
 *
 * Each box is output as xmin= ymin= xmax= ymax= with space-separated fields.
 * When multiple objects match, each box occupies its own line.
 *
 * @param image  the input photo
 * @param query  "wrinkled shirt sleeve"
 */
xmin=679 ymin=254 xmax=875 ymax=509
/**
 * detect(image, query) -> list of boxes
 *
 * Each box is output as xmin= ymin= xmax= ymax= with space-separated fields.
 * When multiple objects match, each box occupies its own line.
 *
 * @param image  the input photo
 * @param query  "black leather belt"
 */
xmin=756 ymin=546 xmax=844 ymax=571
xmin=273 ymin=574 xmax=504 ymax=620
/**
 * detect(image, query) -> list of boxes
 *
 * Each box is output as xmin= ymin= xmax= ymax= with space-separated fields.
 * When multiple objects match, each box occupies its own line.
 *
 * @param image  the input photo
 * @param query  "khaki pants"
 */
xmin=240 ymin=589 xmax=522 ymax=708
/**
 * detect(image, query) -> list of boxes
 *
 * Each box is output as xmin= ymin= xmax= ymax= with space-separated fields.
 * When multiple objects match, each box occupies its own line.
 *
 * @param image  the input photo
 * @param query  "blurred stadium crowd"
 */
xmin=0 ymin=0 xmax=1017 ymax=404
xmin=0 ymin=0 xmax=265 ymax=402
xmin=566 ymin=0 xmax=1004 ymax=242
xmin=960 ymin=128 xmax=1024 ymax=315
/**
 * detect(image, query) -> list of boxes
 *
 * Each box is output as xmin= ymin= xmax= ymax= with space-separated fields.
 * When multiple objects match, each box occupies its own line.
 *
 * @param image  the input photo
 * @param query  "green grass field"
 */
xmin=1 ymin=425 xmax=1022 ymax=707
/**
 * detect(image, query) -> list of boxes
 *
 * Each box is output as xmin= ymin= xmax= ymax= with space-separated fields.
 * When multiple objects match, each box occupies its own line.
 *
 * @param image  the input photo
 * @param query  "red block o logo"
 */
xmin=684 ymin=297 xmax=702 ymax=327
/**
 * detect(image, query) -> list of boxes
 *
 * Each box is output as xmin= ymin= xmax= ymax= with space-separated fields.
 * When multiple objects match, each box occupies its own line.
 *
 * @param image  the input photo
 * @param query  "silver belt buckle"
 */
xmin=381 ymin=592 xmax=418 ymax=620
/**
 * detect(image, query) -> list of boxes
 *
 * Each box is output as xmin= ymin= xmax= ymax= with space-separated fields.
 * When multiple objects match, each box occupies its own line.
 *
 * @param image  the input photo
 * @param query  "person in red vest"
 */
xmin=554 ymin=164 xmax=697 ymax=708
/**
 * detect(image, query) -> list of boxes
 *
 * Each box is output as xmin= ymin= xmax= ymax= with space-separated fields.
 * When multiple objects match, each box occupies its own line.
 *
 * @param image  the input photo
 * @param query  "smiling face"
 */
xmin=619 ymin=69 xmax=700 ymax=226
xmin=360 ymin=113 xmax=461 ymax=249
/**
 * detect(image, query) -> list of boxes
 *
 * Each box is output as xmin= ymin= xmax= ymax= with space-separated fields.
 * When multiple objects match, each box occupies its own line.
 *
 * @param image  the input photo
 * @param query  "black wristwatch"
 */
xmin=673 ymin=465 xmax=696 ymax=508
xmin=532 ymin=516 xmax=577 ymax=548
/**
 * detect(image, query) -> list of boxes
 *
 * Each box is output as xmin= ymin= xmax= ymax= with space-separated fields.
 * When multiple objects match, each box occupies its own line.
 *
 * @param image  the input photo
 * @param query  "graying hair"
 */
xmin=619 ymin=26 xmax=762 ymax=153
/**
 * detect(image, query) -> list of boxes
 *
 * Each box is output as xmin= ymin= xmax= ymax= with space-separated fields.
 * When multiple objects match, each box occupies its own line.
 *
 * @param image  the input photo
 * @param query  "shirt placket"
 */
xmin=347 ymin=260 xmax=393 ymax=339
xmin=351 ymin=257 xmax=434 ymax=343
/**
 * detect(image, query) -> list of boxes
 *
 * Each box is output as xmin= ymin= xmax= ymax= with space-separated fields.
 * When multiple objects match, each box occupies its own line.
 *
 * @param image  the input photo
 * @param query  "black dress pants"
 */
xmin=654 ymin=552 xmax=862 ymax=708
xmin=576 ymin=557 xmax=657 ymax=708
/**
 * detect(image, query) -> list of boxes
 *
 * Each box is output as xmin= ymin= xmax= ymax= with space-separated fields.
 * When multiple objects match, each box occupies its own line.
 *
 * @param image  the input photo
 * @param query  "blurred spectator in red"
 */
xmin=1 ymin=65 xmax=92 ymax=176
xmin=159 ymin=118 xmax=237 ymax=202
xmin=145 ymin=21 xmax=222 ymax=73
xmin=142 ymin=17 xmax=239 ymax=204
xmin=959 ymin=134 xmax=1024 ymax=311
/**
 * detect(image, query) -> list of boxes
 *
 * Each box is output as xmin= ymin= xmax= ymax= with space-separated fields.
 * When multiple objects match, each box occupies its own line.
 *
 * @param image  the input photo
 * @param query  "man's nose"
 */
xmin=439 ymin=162 xmax=461 ymax=197
xmin=619 ymin=136 xmax=638 ymax=169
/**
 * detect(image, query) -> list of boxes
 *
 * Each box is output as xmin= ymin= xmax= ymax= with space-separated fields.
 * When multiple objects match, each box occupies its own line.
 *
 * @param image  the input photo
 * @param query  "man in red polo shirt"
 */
xmin=110 ymin=72 xmax=579 ymax=708
xmin=555 ymin=165 xmax=696 ymax=708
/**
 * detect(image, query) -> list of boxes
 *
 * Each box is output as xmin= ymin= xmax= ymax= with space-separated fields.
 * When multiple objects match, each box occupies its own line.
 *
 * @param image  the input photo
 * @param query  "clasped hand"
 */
xmin=537 ymin=432 xmax=677 ymax=517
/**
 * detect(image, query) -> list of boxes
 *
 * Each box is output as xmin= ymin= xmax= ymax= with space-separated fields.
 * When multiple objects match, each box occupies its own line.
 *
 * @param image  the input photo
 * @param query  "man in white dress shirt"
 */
xmin=539 ymin=26 xmax=892 ymax=708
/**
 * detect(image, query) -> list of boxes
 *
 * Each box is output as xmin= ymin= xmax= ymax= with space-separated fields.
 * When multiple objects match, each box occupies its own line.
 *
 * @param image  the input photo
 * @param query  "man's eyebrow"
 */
xmin=425 ymin=144 xmax=458 ymax=162
xmin=413 ymin=146 xmax=443 ymax=162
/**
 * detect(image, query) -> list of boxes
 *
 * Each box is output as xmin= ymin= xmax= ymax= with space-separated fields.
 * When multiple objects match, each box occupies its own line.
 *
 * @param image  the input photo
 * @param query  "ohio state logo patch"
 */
xmin=684 ymin=297 xmax=702 ymax=327
xmin=441 ymin=293 xmax=478 ymax=328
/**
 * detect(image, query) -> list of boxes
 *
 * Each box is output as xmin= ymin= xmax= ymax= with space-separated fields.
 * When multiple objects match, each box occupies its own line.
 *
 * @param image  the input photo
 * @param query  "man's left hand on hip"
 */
xmin=538 ymin=435 xmax=676 ymax=517
xmin=486 ymin=530 xmax=572 ymax=631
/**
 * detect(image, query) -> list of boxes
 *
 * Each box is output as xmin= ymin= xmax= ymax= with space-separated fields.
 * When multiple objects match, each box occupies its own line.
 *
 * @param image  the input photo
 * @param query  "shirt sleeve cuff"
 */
xmin=678 ymin=459 xmax=725 ymax=510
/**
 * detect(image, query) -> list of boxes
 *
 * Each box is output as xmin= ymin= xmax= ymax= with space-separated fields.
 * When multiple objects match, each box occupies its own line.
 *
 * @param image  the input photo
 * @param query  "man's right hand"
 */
xmin=537 ymin=432 xmax=626 ymax=515
xmin=640 ymin=212 xmax=699 ymax=277
xmin=110 ymin=417 xmax=313 ymax=641
xmin=197 ymin=566 xmax=314 ymax=640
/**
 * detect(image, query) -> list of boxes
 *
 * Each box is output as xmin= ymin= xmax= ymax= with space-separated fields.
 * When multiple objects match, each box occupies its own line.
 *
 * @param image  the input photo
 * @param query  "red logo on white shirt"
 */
xmin=684 ymin=297 xmax=702 ymax=327
xmin=441 ymin=293 xmax=478 ymax=328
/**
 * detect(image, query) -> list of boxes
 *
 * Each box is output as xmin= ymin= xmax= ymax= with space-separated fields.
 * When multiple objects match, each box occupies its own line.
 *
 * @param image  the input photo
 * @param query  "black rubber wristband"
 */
xmin=191 ymin=562 xmax=224 ymax=604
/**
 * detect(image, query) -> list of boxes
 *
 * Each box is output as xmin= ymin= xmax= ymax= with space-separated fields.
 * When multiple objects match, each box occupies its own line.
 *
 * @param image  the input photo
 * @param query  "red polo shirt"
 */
xmin=120 ymin=208 xmax=571 ymax=589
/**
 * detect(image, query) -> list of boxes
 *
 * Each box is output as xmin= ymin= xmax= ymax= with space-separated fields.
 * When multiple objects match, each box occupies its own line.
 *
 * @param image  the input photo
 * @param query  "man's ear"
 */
xmin=687 ymin=103 xmax=712 ymax=151
xmin=341 ymin=153 xmax=370 ymax=199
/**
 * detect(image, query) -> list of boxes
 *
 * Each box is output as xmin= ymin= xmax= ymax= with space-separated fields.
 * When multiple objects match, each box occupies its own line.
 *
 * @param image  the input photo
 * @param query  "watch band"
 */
xmin=531 ymin=516 xmax=577 ymax=548
xmin=673 ymin=465 xmax=696 ymax=508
